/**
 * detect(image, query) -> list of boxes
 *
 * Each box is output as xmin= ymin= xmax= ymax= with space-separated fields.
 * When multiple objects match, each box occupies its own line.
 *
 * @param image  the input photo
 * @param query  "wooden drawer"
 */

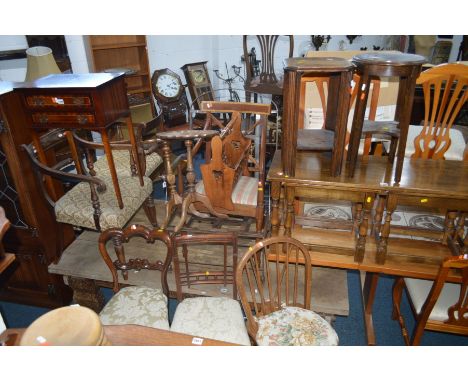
xmin=26 ymin=95 xmax=92 ymax=108
xmin=396 ymin=194 xmax=468 ymax=211
xmin=31 ymin=112 xmax=95 ymax=126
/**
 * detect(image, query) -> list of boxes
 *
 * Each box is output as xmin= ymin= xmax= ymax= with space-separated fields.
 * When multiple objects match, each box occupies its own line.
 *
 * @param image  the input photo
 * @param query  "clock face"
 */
xmin=191 ymin=69 xmax=206 ymax=84
xmin=156 ymin=73 xmax=181 ymax=98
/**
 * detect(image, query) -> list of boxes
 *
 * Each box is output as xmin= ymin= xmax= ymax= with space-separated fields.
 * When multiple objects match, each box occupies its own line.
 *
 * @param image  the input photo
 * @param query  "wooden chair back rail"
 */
xmin=98 ymin=225 xmax=173 ymax=294
xmin=413 ymin=63 xmax=468 ymax=159
xmin=235 ymin=237 xmax=311 ymax=337
xmin=172 ymin=232 xmax=238 ymax=301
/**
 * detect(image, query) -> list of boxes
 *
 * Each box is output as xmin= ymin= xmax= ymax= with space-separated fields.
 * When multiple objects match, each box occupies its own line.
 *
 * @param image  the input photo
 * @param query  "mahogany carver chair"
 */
xmin=97 ymin=225 xmax=172 ymax=329
xmin=235 ymin=236 xmax=339 ymax=345
xmin=193 ymin=101 xmax=271 ymax=236
xmin=405 ymin=63 xmax=468 ymax=161
xmin=169 ymin=232 xmax=251 ymax=345
xmin=392 ymin=252 xmax=468 ymax=345
xmin=22 ymin=131 xmax=157 ymax=233
xmin=243 ymin=35 xmax=294 ymax=102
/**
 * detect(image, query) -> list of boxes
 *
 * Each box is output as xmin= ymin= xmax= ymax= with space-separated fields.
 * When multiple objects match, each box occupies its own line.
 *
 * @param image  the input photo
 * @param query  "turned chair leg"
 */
xmin=143 ymin=196 xmax=158 ymax=227
xmin=392 ymin=277 xmax=410 ymax=345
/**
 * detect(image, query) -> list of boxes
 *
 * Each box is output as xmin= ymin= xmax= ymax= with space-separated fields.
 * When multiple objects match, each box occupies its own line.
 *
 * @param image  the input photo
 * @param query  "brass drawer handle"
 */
xmin=72 ymin=97 xmax=85 ymax=105
xmin=30 ymin=96 xmax=45 ymax=106
xmin=38 ymin=114 xmax=49 ymax=123
xmin=77 ymin=115 xmax=88 ymax=124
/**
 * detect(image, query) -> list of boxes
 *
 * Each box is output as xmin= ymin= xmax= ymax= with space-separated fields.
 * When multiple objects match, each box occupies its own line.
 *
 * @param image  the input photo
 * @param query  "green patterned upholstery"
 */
xmin=255 ymin=306 xmax=339 ymax=346
xmin=92 ymin=150 xmax=163 ymax=177
xmin=99 ymin=286 xmax=169 ymax=330
xmin=54 ymin=175 xmax=153 ymax=230
xmin=170 ymin=297 xmax=251 ymax=345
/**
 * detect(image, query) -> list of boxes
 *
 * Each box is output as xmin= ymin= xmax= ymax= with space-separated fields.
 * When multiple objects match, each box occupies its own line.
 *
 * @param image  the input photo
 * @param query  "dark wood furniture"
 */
xmin=282 ymin=57 xmax=354 ymax=177
xmin=15 ymin=73 xmax=144 ymax=209
xmin=157 ymin=129 xmax=222 ymax=232
xmin=87 ymin=35 xmax=153 ymax=110
xmin=392 ymin=254 xmax=468 ymax=345
xmin=267 ymin=149 xmax=468 ymax=344
xmin=348 ymin=52 xmax=426 ymax=182
xmin=0 ymin=207 xmax=15 ymax=274
xmin=0 ymin=324 xmax=236 ymax=346
xmin=181 ymin=61 xmax=215 ymax=109
xmin=0 ymin=82 xmax=73 ymax=308
xmin=172 ymin=232 xmax=238 ymax=300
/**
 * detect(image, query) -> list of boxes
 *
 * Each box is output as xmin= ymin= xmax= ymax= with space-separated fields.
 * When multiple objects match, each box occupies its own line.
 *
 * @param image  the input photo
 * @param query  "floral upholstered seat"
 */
xmin=54 ymin=174 xmax=153 ymax=231
xmin=170 ymin=296 xmax=251 ymax=346
xmin=99 ymin=286 xmax=169 ymax=330
xmin=93 ymin=150 xmax=163 ymax=177
xmin=255 ymin=306 xmax=339 ymax=346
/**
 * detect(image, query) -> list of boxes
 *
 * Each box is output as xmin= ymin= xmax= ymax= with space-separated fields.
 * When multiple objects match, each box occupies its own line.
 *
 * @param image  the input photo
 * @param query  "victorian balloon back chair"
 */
xmin=97 ymin=224 xmax=172 ymax=330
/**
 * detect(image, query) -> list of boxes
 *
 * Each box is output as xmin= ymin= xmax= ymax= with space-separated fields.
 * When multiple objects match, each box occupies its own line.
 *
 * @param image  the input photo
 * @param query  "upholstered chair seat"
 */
xmin=195 ymin=176 xmax=258 ymax=207
xmin=99 ymin=286 xmax=169 ymax=330
xmin=170 ymin=296 xmax=251 ymax=345
xmin=255 ymin=306 xmax=339 ymax=346
xmin=93 ymin=150 xmax=163 ymax=177
xmin=54 ymin=174 xmax=153 ymax=231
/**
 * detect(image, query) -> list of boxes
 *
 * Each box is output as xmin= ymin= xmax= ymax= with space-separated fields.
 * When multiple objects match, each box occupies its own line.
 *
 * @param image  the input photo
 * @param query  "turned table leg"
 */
xmin=270 ymin=181 xmax=281 ymax=237
xmin=376 ymin=193 xmax=397 ymax=265
xmin=355 ymin=193 xmax=374 ymax=263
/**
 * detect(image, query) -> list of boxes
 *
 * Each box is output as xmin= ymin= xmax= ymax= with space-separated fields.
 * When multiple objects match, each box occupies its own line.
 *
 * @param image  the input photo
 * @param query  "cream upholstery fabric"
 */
xmin=99 ymin=286 xmax=169 ymax=330
xmin=92 ymin=150 xmax=163 ymax=177
xmin=195 ymin=176 xmax=258 ymax=207
xmin=405 ymin=125 xmax=466 ymax=160
xmin=55 ymin=175 xmax=153 ymax=230
xmin=255 ymin=306 xmax=339 ymax=346
xmin=405 ymin=278 xmax=461 ymax=322
xmin=170 ymin=297 xmax=251 ymax=345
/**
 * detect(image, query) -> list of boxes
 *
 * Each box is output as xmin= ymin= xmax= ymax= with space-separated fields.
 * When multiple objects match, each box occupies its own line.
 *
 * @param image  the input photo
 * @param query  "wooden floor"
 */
xmin=49 ymin=201 xmax=350 ymax=316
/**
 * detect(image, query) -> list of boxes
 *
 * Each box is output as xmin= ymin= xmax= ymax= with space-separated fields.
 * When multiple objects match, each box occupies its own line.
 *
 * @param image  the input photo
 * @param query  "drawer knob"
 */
xmin=77 ymin=115 xmax=88 ymax=124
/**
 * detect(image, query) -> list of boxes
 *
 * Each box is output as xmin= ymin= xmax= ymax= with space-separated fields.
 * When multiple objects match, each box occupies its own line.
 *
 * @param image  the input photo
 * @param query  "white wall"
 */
xmin=0 ymin=35 xmax=28 ymax=81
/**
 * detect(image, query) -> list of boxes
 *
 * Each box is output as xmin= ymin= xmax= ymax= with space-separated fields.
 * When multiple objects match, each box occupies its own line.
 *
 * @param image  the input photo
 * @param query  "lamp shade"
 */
xmin=25 ymin=46 xmax=61 ymax=82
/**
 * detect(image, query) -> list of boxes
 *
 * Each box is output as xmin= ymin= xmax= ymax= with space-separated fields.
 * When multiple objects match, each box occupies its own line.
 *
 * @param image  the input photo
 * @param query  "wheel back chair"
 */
xmin=392 ymin=250 xmax=468 ymax=345
xmin=405 ymin=62 xmax=468 ymax=161
xmin=22 ymin=128 xmax=157 ymax=234
xmin=169 ymin=231 xmax=251 ymax=345
xmin=193 ymin=101 xmax=271 ymax=236
xmin=98 ymin=224 xmax=172 ymax=330
xmin=235 ymin=236 xmax=339 ymax=345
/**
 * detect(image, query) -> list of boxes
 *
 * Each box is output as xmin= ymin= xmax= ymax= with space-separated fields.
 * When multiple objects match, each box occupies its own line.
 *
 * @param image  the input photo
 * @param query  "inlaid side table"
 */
xmin=156 ymin=129 xmax=227 ymax=232
xmin=347 ymin=52 xmax=426 ymax=183
xmin=15 ymin=73 xmax=143 ymax=209
xmin=281 ymin=57 xmax=354 ymax=177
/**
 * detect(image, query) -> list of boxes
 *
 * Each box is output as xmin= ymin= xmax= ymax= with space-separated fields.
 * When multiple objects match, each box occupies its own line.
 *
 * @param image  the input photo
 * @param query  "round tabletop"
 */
xmin=352 ymin=52 xmax=427 ymax=66
xmin=156 ymin=129 xmax=219 ymax=141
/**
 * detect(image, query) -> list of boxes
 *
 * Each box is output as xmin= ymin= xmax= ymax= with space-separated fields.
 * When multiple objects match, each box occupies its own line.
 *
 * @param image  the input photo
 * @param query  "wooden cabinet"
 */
xmin=86 ymin=35 xmax=153 ymax=112
xmin=0 ymin=83 xmax=74 ymax=308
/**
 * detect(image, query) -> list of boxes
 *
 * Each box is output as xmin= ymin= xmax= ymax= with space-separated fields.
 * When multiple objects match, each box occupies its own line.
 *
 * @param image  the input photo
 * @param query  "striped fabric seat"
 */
xmin=195 ymin=176 xmax=258 ymax=206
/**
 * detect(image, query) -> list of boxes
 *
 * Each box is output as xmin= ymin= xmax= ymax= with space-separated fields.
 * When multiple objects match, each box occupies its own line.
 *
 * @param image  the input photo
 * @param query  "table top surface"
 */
xmin=0 ymin=324 xmax=237 ymax=346
xmin=284 ymin=57 xmax=354 ymax=71
xmin=353 ymin=52 xmax=427 ymax=66
xmin=267 ymin=150 xmax=468 ymax=199
xmin=14 ymin=73 xmax=124 ymax=89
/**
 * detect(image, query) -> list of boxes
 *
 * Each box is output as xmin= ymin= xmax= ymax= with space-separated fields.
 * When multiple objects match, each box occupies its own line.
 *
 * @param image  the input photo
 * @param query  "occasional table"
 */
xmin=156 ymin=129 xmax=227 ymax=232
xmin=347 ymin=52 xmax=426 ymax=183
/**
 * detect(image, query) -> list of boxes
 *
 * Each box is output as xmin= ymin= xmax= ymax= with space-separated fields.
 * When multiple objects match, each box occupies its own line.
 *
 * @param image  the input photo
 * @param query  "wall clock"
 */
xmin=181 ymin=61 xmax=214 ymax=110
xmin=151 ymin=68 xmax=188 ymax=127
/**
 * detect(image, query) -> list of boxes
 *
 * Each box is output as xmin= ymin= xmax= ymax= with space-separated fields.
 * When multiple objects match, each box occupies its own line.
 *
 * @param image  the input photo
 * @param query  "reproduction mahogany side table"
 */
xmin=156 ymin=129 xmax=226 ymax=232
xmin=347 ymin=52 xmax=426 ymax=183
xmin=14 ymin=73 xmax=142 ymax=209
xmin=281 ymin=57 xmax=354 ymax=177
